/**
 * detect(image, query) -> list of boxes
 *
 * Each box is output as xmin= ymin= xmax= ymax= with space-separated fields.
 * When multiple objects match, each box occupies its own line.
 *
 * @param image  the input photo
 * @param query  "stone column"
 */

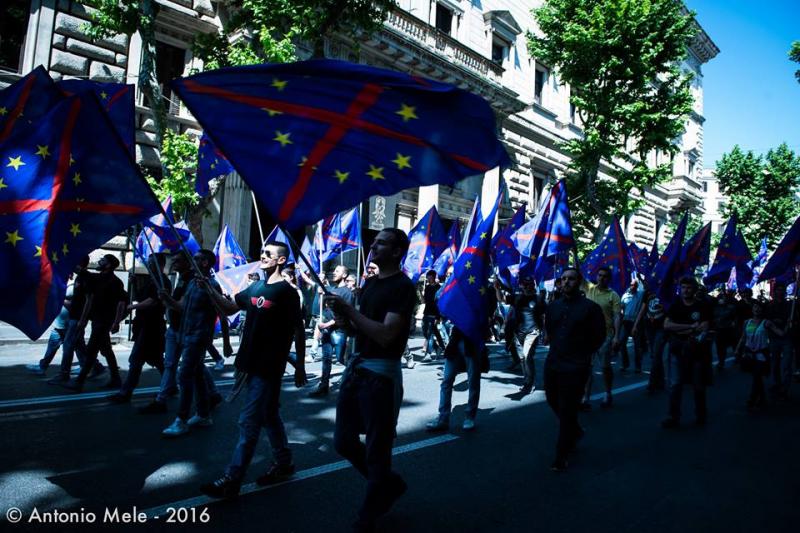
xmin=221 ymin=173 xmax=253 ymax=252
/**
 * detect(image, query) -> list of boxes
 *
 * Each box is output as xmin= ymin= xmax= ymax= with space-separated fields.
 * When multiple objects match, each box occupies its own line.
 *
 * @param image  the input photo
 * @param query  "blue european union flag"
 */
xmin=142 ymin=196 xmax=193 ymax=251
xmin=403 ymin=205 xmax=447 ymax=283
xmin=650 ymin=214 xmax=687 ymax=306
xmin=628 ymin=242 xmax=647 ymax=276
xmin=213 ymin=224 xmax=247 ymax=271
xmin=321 ymin=207 xmax=361 ymax=262
xmin=433 ymin=220 xmax=461 ymax=278
xmin=760 ymin=215 xmax=800 ymax=282
xmin=679 ymin=222 xmax=711 ymax=277
xmin=265 ymin=224 xmax=297 ymax=265
xmin=0 ymin=93 xmax=160 ymax=339
xmin=298 ymin=235 xmax=321 ymax=274
xmin=460 ymin=195 xmax=482 ymax=258
xmin=438 ymin=193 xmax=501 ymax=349
xmin=704 ymin=214 xmax=752 ymax=286
xmin=171 ymin=59 xmax=510 ymax=230
xmin=747 ymin=237 xmax=769 ymax=287
xmin=197 ymin=133 xmax=234 ymax=197
xmin=58 ymin=80 xmax=135 ymax=156
xmin=582 ymin=217 xmax=633 ymax=297
xmin=215 ymin=260 xmax=261 ymax=296
xmin=0 ymin=66 xmax=63 ymax=143
xmin=492 ymin=204 xmax=526 ymax=286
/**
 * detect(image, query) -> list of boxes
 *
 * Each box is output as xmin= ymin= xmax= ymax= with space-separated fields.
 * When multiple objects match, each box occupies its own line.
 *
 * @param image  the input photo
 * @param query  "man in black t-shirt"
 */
xmin=63 ymin=254 xmax=127 ymax=392
xmin=662 ymin=277 xmax=712 ymax=428
xmin=200 ymin=240 xmax=306 ymax=499
xmin=420 ymin=270 xmax=443 ymax=361
xmin=310 ymin=264 xmax=356 ymax=397
xmin=326 ymin=228 xmax=416 ymax=533
xmin=509 ymin=277 xmax=546 ymax=394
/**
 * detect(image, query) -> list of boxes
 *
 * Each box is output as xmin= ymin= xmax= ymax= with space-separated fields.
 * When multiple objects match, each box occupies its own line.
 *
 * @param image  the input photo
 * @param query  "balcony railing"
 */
xmin=384 ymin=8 xmax=504 ymax=84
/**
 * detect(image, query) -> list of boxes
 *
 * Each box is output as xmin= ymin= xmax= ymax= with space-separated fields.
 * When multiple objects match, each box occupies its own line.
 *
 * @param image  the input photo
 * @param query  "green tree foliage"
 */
xmin=715 ymin=144 xmax=800 ymax=251
xmin=144 ymin=130 xmax=199 ymax=218
xmin=790 ymin=41 xmax=800 ymax=83
xmin=193 ymin=0 xmax=396 ymax=66
xmin=528 ymin=0 xmax=696 ymax=243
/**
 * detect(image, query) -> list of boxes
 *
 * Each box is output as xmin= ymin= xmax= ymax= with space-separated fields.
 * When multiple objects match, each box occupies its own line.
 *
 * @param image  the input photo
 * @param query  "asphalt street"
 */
xmin=0 ymin=335 xmax=798 ymax=533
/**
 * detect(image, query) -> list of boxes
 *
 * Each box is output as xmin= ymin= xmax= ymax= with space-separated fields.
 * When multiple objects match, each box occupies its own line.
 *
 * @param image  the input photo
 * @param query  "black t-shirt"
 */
xmin=68 ymin=270 xmax=91 ymax=320
xmin=322 ymin=285 xmax=356 ymax=330
xmin=422 ymin=284 xmax=440 ymax=317
xmin=234 ymin=280 xmax=301 ymax=378
xmin=87 ymin=272 xmax=127 ymax=323
xmin=767 ymin=299 xmax=793 ymax=338
xmin=667 ymin=299 xmax=712 ymax=336
xmin=133 ymin=277 xmax=171 ymax=332
xmin=513 ymin=293 xmax=544 ymax=334
xmin=167 ymin=273 xmax=190 ymax=330
xmin=356 ymin=272 xmax=416 ymax=360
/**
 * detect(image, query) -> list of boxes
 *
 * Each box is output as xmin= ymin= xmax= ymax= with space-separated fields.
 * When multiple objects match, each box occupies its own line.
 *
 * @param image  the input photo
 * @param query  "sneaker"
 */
xmin=660 ymin=417 xmax=679 ymax=429
xmin=200 ymin=475 xmax=241 ymax=499
xmin=59 ymin=379 xmax=83 ymax=392
xmin=138 ymin=400 xmax=167 ymax=414
xmin=462 ymin=418 xmax=476 ymax=431
xmin=255 ymin=462 xmax=295 ymax=486
xmin=550 ymin=458 xmax=568 ymax=472
xmin=46 ymin=373 xmax=70 ymax=385
xmin=187 ymin=415 xmax=213 ymax=427
xmin=210 ymin=393 xmax=224 ymax=410
xmin=579 ymin=401 xmax=592 ymax=412
xmin=405 ymin=356 xmax=416 ymax=369
xmin=26 ymin=363 xmax=46 ymax=375
xmin=213 ymin=360 xmax=225 ymax=371
xmin=88 ymin=365 xmax=106 ymax=380
xmin=519 ymin=382 xmax=536 ymax=394
xmin=422 ymin=354 xmax=432 ymax=363
xmin=309 ymin=384 xmax=329 ymax=398
xmin=426 ymin=417 xmax=449 ymax=432
xmin=162 ymin=417 xmax=190 ymax=437
xmin=107 ymin=393 xmax=130 ymax=404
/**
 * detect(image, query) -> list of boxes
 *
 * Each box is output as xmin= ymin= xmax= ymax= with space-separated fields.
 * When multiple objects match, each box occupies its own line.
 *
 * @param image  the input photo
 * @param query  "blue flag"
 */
xmin=321 ymin=207 xmax=361 ymax=262
xmin=511 ymin=179 xmax=574 ymax=282
xmin=0 ymin=66 xmax=63 ymax=143
xmin=58 ymin=80 xmax=135 ymax=156
xmin=0 ymin=93 xmax=160 ymax=339
xmin=265 ymin=225 xmax=297 ymax=265
xmin=196 ymin=133 xmax=235 ymax=197
xmin=433 ymin=220 xmax=461 ymax=278
xmin=459 ymin=195 xmax=482 ymax=258
xmin=215 ymin=260 xmax=261 ymax=296
xmin=760 ymin=215 xmax=800 ymax=281
xmin=492 ymin=204 xmax=526 ymax=287
xmin=438 ymin=192 xmax=501 ymax=349
xmin=747 ymin=237 xmax=769 ymax=287
xmin=704 ymin=215 xmax=752 ymax=286
xmin=650 ymin=214 xmax=688 ymax=307
xmin=582 ymin=217 xmax=633 ymax=297
xmin=142 ymin=196 xmax=192 ymax=250
xmin=403 ymin=205 xmax=447 ymax=283
xmin=213 ymin=224 xmax=247 ymax=271
xmin=171 ymin=59 xmax=510 ymax=230
xmin=298 ymin=235 xmax=321 ymax=274
xmin=174 ymin=220 xmax=201 ymax=256
xmin=628 ymin=242 xmax=648 ymax=277
xmin=680 ymin=222 xmax=711 ymax=276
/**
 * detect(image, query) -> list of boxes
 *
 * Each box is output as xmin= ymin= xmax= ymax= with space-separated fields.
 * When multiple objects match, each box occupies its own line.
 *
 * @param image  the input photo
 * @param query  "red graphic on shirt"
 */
xmin=250 ymin=296 xmax=274 ymax=309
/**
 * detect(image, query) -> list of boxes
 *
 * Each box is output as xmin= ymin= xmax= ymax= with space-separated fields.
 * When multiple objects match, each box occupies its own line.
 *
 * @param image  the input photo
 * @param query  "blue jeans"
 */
xmin=156 ymin=328 xmax=180 ymax=402
xmin=57 ymin=320 xmax=90 ymax=376
xmin=320 ymin=329 xmax=348 ymax=383
xmin=225 ymin=373 xmax=291 ymax=480
xmin=38 ymin=329 xmax=65 ymax=370
xmin=438 ymin=353 xmax=481 ymax=421
xmin=422 ymin=316 xmax=439 ymax=355
xmin=177 ymin=334 xmax=211 ymax=420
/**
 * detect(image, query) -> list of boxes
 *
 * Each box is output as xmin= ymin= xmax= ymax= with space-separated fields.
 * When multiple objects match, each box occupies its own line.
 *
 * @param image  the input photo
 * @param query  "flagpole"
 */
xmin=356 ymin=203 xmax=363 ymax=283
xmin=283 ymin=230 xmax=331 ymax=296
xmin=251 ymin=190 xmax=266 ymax=246
xmin=789 ymin=266 xmax=800 ymax=325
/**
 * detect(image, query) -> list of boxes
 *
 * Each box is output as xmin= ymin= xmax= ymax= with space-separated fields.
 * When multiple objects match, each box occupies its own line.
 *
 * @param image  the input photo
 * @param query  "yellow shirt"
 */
xmin=583 ymin=282 xmax=621 ymax=337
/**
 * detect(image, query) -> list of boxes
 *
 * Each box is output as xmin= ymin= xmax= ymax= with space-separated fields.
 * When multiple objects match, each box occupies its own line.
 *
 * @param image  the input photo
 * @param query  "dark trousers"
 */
xmin=119 ymin=328 xmax=165 ymax=397
xmin=619 ymin=320 xmax=645 ymax=370
xmin=334 ymin=368 xmax=401 ymax=521
xmin=544 ymin=367 xmax=589 ymax=461
xmin=715 ymin=328 xmax=737 ymax=367
xmin=667 ymin=353 xmax=707 ymax=422
xmin=76 ymin=321 xmax=120 ymax=383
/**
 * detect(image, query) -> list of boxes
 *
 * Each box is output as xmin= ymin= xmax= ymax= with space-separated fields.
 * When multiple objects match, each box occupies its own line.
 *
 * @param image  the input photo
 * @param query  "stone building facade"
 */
xmin=2 ymin=0 xmax=719 ymax=262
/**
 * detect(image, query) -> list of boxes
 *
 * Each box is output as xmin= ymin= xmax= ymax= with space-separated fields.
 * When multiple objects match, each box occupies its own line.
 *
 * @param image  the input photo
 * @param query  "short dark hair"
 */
xmin=679 ymin=276 xmax=698 ymax=288
xmin=381 ymin=228 xmax=410 ymax=258
xmin=426 ymin=269 xmax=437 ymax=277
xmin=197 ymin=249 xmax=217 ymax=267
xmin=562 ymin=266 xmax=582 ymax=279
xmin=597 ymin=266 xmax=612 ymax=276
xmin=103 ymin=254 xmax=120 ymax=270
xmin=263 ymin=240 xmax=290 ymax=259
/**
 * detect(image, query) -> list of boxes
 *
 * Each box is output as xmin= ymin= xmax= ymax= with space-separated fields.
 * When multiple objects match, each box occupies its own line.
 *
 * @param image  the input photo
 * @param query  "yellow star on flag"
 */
xmin=69 ymin=154 xmax=75 ymax=166
xmin=334 ymin=170 xmax=350 ymax=184
xmin=366 ymin=165 xmax=385 ymax=181
xmin=5 ymin=230 xmax=23 ymax=246
xmin=262 ymin=108 xmax=283 ymax=117
xmin=50 ymin=251 xmax=59 ymax=263
xmin=35 ymin=145 xmax=51 ymax=159
xmin=6 ymin=156 xmax=24 ymax=170
xmin=0 ymin=178 xmax=6 ymax=190
xmin=479 ymin=286 xmax=487 ymax=295
xmin=62 ymin=243 xmax=69 ymax=256
xmin=100 ymin=91 xmax=108 ymax=100
xmin=480 ymin=232 xmax=488 ymax=239
xmin=273 ymin=131 xmax=292 ymax=147
xmin=392 ymin=153 xmax=412 ymax=170
xmin=0 ymin=106 xmax=7 ymax=116
xmin=72 ymin=172 xmax=82 ymax=186
xmin=396 ymin=104 xmax=418 ymax=122
xmin=34 ymin=245 xmax=42 ymax=257
xmin=468 ymin=275 xmax=476 ymax=284
xmin=69 ymin=223 xmax=81 ymax=237
xmin=271 ymin=78 xmax=288 ymax=91
xmin=465 ymin=260 xmax=472 ymax=269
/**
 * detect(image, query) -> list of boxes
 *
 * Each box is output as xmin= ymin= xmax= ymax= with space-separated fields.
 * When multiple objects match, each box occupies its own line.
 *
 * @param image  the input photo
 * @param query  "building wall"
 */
xmin=701 ymin=168 xmax=727 ymax=235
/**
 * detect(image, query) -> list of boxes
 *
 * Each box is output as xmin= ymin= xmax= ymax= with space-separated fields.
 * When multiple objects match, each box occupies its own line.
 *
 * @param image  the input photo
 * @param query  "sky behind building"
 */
xmin=690 ymin=0 xmax=800 ymax=169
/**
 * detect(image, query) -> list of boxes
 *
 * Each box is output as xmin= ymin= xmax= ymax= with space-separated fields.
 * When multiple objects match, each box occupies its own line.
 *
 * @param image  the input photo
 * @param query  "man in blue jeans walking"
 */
xmin=200 ymin=240 xmax=307 ymax=498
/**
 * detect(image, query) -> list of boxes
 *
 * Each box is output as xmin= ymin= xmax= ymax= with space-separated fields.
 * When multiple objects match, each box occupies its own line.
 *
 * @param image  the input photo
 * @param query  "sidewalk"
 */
xmin=0 ymin=321 xmax=127 ymax=346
